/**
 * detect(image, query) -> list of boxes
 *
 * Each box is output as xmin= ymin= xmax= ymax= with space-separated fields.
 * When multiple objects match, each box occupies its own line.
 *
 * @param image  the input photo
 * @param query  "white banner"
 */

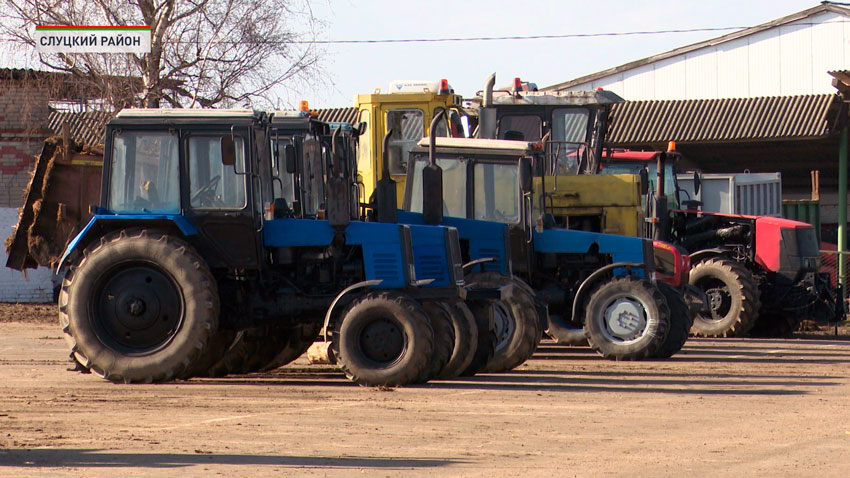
xmin=35 ymin=26 xmax=151 ymax=54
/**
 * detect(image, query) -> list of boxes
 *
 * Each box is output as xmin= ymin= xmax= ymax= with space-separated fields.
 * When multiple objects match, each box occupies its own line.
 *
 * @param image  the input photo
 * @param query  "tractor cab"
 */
xmin=354 ymin=79 xmax=467 ymax=202
xmin=96 ymin=109 xmax=264 ymax=270
xmin=475 ymin=75 xmax=623 ymax=176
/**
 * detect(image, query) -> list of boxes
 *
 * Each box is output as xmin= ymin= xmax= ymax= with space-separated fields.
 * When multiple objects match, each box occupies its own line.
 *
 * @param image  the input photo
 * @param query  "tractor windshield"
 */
xmin=108 ymin=131 xmax=180 ymax=213
xmin=408 ymin=157 xmax=467 ymax=218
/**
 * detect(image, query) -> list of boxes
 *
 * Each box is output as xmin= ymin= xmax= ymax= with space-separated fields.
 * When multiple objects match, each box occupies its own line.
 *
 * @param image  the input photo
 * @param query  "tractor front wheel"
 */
xmin=332 ymin=292 xmax=434 ymax=386
xmin=584 ymin=277 xmax=669 ymax=361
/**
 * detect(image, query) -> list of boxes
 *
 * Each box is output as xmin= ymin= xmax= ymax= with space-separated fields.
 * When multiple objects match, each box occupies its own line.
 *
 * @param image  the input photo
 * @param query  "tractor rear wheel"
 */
xmin=58 ymin=229 xmax=219 ymax=383
xmin=689 ymin=258 xmax=760 ymax=337
xmin=584 ymin=276 xmax=669 ymax=361
xmin=260 ymin=321 xmax=323 ymax=372
xmin=652 ymin=283 xmax=692 ymax=359
xmin=331 ymin=292 xmax=434 ymax=386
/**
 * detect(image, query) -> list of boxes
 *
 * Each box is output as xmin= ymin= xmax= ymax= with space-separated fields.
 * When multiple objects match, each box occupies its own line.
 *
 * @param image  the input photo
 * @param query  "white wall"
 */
xmin=566 ymin=11 xmax=850 ymax=100
xmin=0 ymin=207 xmax=55 ymax=303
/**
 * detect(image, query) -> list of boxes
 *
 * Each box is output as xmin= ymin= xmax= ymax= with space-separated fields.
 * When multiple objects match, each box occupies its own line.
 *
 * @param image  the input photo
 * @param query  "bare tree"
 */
xmin=0 ymin=0 xmax=324 ymax=109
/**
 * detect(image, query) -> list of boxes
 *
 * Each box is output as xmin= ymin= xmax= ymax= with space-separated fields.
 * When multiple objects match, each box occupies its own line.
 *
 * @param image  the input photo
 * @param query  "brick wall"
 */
xmin=0 ymin=78 xmax=51 ymax=209
xmin=1 ymin=207 xmax=55 ymax=303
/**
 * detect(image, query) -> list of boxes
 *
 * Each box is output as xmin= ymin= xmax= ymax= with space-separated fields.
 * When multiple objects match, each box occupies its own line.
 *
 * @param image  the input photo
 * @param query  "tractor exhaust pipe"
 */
xmin=478 ymin=73 xmax=497 ymax=139
xmin=423 ymin=110 xmax=445 ymax=225
xmin=374 ymin=129 xmax=397 ymax=223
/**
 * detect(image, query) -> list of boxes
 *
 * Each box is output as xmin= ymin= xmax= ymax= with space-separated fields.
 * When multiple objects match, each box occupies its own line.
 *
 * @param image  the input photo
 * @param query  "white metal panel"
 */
xmin=677 ymin=173 xmax=782 ymax=215
xmin=653 ymin=57 xmax=687 ymax=100
xmin=716 ymin=40 xmax=750 ymax=98
xmin=620 ymin=63 xmax=656 ymax=100
xmin=592 ymin=75 xmax=625 ymax=97
xmin=747 ymin=29 xmax=782 ymax=97
xmin=563 ymin=10 xmax=850 ymax=100
xmin=809 ymin=13 xmax=847 ymax=93
xmin=685 ymin=48 xmax=718 ymax=99
xmin=778 ymin=24 xmax=813 ymax=95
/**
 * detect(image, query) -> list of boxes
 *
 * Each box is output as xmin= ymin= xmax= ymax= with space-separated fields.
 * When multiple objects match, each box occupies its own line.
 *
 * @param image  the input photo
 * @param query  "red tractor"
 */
xmin=601 ymin=147 xmax=840 ymax=337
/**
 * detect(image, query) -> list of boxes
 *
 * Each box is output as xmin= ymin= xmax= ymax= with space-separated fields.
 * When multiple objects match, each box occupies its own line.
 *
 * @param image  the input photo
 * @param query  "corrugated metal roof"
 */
xmin=315 ymin=107 xmax=357 ymax=124
xmin=47 ymin=110 xmax=114 ymax=147
xmin=607 ymin=94 xmax=838 ymax=145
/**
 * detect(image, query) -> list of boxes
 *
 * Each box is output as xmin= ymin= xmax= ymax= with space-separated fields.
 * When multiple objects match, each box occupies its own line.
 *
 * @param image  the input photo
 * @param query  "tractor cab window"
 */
xmin=604 ymin=161 xmax=678 ymax=211
xmin=408 ymin=157 xmax=467 ymax=218
xmin=272 ymin=138 xmax=296 ymax=204
xmin=301 ymin=136 xmax=325 ymax=216
xmin=498 ymin=115 xmax=541 ymax=141
xmin=108 ymin=131 xmax=180 ymax=213
xmin=433 ymin=108 xmax=467 ymax=138
xmin=386 ymin=108 xmax=423 ymax=174
xmin=549 ymin=108 xmax=590 ymax=175
xmin=188 ymin=136 xmax=247 ymax=209
xmin=473 ymin=162 xmax=520 ymax=224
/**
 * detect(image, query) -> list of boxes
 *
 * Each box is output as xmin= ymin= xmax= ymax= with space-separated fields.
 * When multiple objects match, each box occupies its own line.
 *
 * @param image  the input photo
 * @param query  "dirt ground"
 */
xmin=1 ymin=304 xmax=850 ymax=477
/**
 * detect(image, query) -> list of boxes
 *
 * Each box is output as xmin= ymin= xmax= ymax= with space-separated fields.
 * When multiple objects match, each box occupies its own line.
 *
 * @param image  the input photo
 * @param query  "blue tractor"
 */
xmin=56 ymin=109 xmax=477 ymax=386
xmin=399 ymin=118 xmax=698 ymax=361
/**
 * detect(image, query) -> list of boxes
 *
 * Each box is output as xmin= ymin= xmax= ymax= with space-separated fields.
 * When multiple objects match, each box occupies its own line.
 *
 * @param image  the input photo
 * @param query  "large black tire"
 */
xmin=652 ymin=283 xmax=692 ymax=359
xmin=206 ymin=324 xmax=286 ymax=377
xmin=416 ymin=301 xmax=455 ymax=383
xmin=259 ymin=321 xmax=323 ymax=372
xmin=331 ymin=292 xmax=434 ymax=386
xmin=583 ymin=276 xmax=670 ymax=361
xmin=465 ymin=272 xmax=541 ymax=373
xmin=689 ymin=258 xmax=760 ymax=337
xmin=58 ymin=229 xmax=219 ymax=383
xmin=460 ymin=299 xmax=497 ymax=377
xmin=435 ymin=301 xmax=477 ymax=380
xmin=179 ymin=329 xmax=236 ymax=379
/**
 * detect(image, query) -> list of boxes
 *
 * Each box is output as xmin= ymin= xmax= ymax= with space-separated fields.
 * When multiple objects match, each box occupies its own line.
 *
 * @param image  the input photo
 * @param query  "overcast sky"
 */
xmin=285 ymin=0 xmax=821 ymax=108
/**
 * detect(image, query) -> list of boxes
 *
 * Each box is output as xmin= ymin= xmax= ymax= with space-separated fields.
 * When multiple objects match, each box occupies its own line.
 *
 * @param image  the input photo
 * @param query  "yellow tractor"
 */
xmin=352 ymin=80 xmax=466 ymax=204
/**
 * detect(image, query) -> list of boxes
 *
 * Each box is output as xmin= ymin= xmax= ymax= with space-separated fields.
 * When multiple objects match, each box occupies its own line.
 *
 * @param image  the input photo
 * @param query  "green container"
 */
xmin=782 ymin=200 xmax=821 ymax=241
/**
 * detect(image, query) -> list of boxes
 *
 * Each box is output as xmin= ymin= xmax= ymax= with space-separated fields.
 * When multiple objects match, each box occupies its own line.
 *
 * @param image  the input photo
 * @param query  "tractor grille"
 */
xmin=417 ymin=253 xmax=445 ymax=280
xmin=372 ymin=252 xmax=402 ymax=282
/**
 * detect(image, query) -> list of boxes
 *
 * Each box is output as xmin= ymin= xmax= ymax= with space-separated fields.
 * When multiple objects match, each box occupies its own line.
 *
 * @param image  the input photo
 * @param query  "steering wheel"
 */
xmin=191 ymin=175 xmax=221 ymax=206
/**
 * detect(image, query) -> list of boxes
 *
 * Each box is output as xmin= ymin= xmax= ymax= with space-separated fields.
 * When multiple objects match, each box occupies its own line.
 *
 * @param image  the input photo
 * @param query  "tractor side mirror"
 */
xmin=639 ymin=168 xmax=650 ymax=195
xmin=355 ymin=121 xmax=367 ymax=136
xmin=284 ymin=144 xmax=296 ymax=173
xmin=221 ymin=136 xmax=236 ymax=166
xmin=693 ymin=172 xmax=701 ymax=195
xmin=519 ymin=156 xmax=533 ymax=193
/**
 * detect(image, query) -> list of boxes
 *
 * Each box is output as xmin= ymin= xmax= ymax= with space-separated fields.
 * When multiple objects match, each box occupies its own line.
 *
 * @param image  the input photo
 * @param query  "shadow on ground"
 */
xmin=0 ymin=448 xmax=459 ymax=469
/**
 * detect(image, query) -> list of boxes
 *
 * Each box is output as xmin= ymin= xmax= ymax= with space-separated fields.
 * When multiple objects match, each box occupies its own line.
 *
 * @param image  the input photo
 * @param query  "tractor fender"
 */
xmin=322 ymin=279 xmax=384 ymax=341
xmin=688 ymin=248 xmax=731 ymax=266
xmin=570 ymin=262 xmax=646 ymax=325
xmin=57 ymin=214 xmax=198 ymax=271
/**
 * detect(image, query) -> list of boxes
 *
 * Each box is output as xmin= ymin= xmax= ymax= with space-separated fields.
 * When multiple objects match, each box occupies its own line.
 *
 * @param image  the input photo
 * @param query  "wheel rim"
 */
xmin=91 ymin=262 xmax=184 ymax=354
xmin=600 ymin=294 xmax=649 ymax=343
xmin=695 ymin=277 xmax=733 ymax=322
xmin=491 ymin=301 xmax=515 ymax=352
xmin=357 ymin=317 xmax=406 ymax=366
